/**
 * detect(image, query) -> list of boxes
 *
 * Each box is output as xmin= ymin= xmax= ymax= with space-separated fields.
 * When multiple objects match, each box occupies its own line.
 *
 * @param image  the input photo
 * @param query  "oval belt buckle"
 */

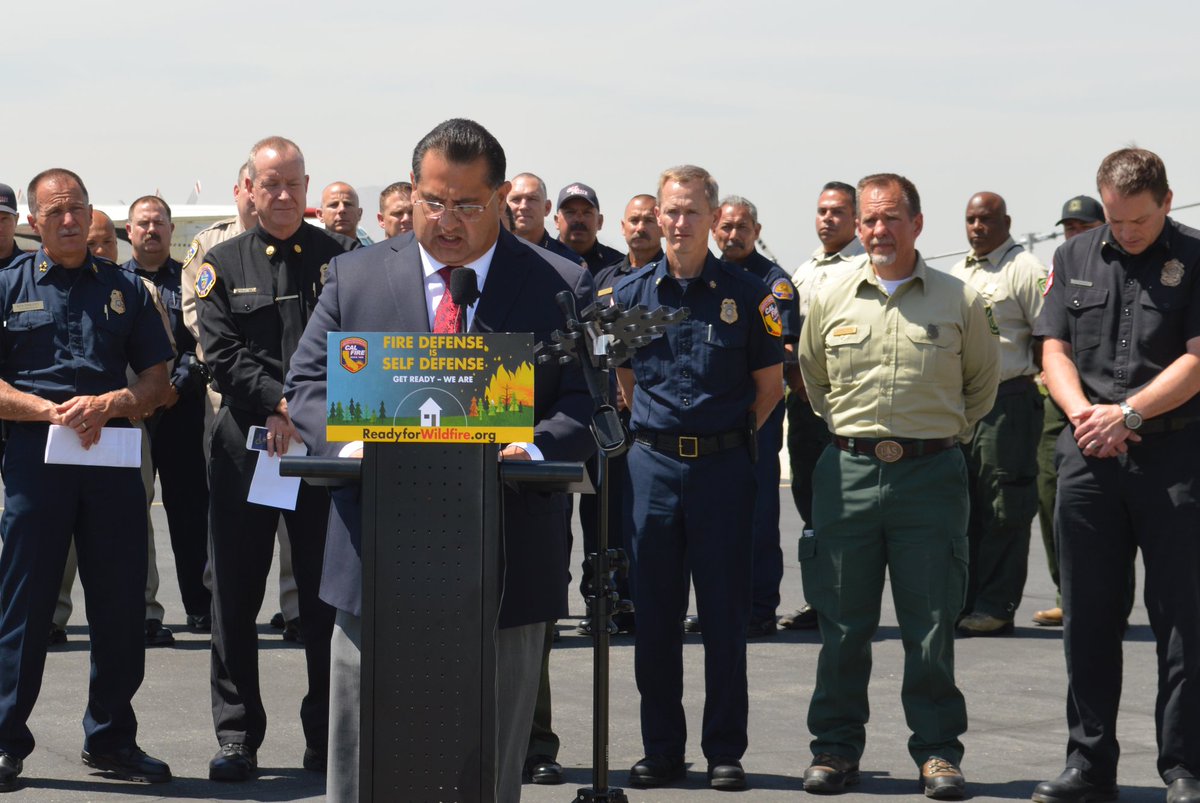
xmin=874 ymin=440 xmax=904 ymax=463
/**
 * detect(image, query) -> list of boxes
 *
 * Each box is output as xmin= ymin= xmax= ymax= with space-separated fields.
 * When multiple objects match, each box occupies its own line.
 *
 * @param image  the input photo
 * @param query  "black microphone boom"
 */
xmin=448 ymin=267 xmax=480 ymax=307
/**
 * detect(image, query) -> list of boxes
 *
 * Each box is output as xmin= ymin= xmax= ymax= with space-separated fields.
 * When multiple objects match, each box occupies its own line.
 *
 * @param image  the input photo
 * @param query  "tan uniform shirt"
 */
xmin=949 ymin=237 xmax=1046 ymax=382
xmin=792 ymin=240 xmax=868 ymax=323
xmin=799 ymin=255 xmax=1000 ymax=440
xmin=181 ymin=216 xmax=245 ymax=351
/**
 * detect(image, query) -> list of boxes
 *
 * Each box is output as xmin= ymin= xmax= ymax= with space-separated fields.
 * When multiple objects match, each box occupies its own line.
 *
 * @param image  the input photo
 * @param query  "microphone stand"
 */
xmin=538 ymin=294 xmax=688 ymax=803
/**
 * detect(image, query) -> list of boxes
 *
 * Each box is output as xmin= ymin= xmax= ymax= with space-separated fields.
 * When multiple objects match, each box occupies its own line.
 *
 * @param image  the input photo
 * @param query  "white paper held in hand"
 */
xmin=43 ymin=424 xmax=141 ymax=468
xmin=246 ymin=438 xmax=307 ymax=510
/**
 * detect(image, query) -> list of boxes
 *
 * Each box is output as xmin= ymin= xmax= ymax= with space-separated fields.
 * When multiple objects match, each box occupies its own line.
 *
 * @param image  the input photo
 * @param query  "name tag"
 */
xmin=11 ymin=301 xmax=45 ymax=313
xmin=597 ymin=287 xmax=613 ymax=297
xmin=1068 ymin=278 xmax=1093 ymax=287
xmin=231 ymin=287 xmax=258 ymax=295
xmin=832 ymin=325 xmax=858 ymax=337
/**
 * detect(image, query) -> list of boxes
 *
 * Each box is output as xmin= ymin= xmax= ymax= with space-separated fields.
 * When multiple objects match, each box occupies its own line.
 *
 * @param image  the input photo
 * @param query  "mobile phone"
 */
xmin=246 ymin=425 xmax=270 ymax=451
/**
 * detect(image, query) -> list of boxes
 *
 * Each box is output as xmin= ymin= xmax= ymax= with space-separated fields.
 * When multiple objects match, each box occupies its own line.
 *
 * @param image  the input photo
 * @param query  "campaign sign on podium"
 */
xmin=325 ymin=332 xmax=535 ymax=445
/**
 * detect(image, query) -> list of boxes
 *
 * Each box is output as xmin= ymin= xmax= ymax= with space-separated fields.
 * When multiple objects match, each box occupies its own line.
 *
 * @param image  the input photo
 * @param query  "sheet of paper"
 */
xmin=43 ymin=424 xmax=142 ymax=468
xmin=247 ymin=439 xmax=307 ymax=511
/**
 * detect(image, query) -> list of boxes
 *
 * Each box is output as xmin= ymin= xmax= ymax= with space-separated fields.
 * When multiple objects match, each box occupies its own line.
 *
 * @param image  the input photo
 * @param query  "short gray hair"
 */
xmin=719 ymin=195 xmax=758 ymax=223
xmin=658 ymin=165 xmax=719 ymax=209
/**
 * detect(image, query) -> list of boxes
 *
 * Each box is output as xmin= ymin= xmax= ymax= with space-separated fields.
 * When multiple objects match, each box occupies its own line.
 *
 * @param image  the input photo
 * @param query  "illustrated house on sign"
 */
xmin=419 ymin=397 xmax=442 ymax=427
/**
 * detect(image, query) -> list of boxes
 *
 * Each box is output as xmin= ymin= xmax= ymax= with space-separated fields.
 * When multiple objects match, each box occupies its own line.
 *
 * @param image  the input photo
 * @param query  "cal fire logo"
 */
xmin=339 ymin=337 xmax=368 ymax=373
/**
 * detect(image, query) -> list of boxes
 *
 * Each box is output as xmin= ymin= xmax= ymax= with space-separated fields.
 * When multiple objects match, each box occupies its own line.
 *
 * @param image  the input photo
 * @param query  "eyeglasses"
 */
xmin=413 ymin=191 xmax=497 ymax=222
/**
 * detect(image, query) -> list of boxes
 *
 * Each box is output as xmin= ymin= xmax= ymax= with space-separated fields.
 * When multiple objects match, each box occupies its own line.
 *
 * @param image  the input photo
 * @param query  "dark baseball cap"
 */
xmin=557 ymin=182 xmax=599 ymax=211
xmin=0 ymin=183 xmax=17 ymax=216
xmin=1057 ymin=195 xmax=1105 ymax=226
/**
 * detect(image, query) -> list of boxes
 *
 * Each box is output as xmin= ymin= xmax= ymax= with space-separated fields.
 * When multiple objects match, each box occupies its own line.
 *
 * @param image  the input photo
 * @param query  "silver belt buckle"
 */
xmin=874 ymin=440 xmax=904 ymax=463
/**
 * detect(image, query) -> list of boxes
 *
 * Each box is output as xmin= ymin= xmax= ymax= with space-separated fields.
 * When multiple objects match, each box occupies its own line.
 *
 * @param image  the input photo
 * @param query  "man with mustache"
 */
xmin=555 ymin=182 xmax=623 ymax=274
xmin=125 ymin=196 xmax=212 ymax=643
xmin=798 ymin=173 xmax=998 ymax=798
xmin=950 ymin=192 xmax=1047 ymax=637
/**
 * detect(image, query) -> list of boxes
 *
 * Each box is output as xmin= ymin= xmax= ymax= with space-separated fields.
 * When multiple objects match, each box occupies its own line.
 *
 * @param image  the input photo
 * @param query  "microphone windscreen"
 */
xmin=448 ymin=267 xmax=480 ymax=307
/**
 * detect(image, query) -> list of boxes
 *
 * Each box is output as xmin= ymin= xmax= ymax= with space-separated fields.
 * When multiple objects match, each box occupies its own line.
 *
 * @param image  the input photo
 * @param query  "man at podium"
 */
xmin=286 ymin=117 xmax=594 ymax=802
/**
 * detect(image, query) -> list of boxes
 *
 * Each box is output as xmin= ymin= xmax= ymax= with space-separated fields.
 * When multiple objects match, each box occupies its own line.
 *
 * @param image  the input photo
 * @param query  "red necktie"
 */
xmin=433 ymin=266 xmax=465 ymax=333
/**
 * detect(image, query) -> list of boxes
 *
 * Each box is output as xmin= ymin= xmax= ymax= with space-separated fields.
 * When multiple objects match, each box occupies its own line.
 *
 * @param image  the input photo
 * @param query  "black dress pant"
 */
xmin=207 ymin=406 xmax=334 ymax=752
xmin=1056 ymin=424 xmax=1200 ymax=783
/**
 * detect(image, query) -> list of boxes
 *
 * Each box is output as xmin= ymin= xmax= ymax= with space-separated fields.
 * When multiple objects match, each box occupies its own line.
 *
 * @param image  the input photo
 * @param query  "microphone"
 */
xmin=448 ymin=267 xmax=480 ymax=307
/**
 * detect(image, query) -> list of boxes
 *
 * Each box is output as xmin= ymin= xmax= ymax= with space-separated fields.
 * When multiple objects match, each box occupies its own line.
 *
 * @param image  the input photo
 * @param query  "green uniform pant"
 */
xmin=1036 ymin=393 xmax=1068 ymax=604
xmin=801 ymin=445 xmax=969 ymax=767
xmin=963 ymin=384 xmax=1043 ymax=619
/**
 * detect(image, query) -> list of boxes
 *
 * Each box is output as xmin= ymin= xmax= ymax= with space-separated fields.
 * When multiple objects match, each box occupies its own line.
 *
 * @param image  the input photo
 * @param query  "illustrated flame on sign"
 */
xmin=480 ymin=362 xmax=534 ymax=408
xmin=339 ymin=337 xmax=368 ymax=373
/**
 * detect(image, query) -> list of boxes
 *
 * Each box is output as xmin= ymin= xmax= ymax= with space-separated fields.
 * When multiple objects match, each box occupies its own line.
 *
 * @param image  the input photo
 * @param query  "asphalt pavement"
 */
xmin=10 ymin=480 xmax=1166 ymax=802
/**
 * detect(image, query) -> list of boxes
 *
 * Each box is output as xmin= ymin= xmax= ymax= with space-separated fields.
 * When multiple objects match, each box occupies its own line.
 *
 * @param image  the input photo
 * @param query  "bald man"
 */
xmin=86 ymin=210 xmax=119 ymax=261
xmin=950 ymin=192 xmax=1048 ymax=637
xmin=319 ymin=182 xmax=363 ymax=240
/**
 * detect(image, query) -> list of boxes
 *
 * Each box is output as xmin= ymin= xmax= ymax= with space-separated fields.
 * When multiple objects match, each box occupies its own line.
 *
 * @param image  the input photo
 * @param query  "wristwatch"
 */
xmin=1119 ymin=401 xmax=1143 ymax=431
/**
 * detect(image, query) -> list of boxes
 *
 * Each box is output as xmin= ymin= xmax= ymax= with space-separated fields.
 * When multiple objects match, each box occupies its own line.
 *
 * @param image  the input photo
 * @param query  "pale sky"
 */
xmin=9 ymin=1 xmax=1200 ymax=268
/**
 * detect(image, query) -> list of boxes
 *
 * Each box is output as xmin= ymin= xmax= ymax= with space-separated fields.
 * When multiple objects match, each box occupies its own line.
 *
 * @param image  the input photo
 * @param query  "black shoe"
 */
xmin=0 ymin=751 xmax=22 ymax=793
xmin=524 ymin=754 xmax=564 ymax=785
xmin=302 ymin=747 xmax=326 ymax=773
xmin=209 ymin=743 xmax=257 ymax=781
xmin=282 ymin=617 xmax=304 ymax=644
xmin=186 ymin=614 xmax=212 ymax=632
xmin=48 ymin=625 xmax=68 ymax=646
xmin=1031 ymin=768 xmax=1118 ymax=803
xmin=576 ymin=618 xmax=617 ymax=637
xmin=613 ymin=612 xmax=637 ymax=634
xmin=708 ymin=757 xmax=746 ymax=790
xmin=630 ymin=754 xmax=686 ymax=787
xmin=270 ymin=612 xmax=286 ymax=629
xmin=145 ymin=619 xmax=175 ymax=647
xmin=779 ymin=604 xmax=819 ymax=630
xmin=683 ymin=614 xmax=701 ymax=633
xmin=1168 ymin=778 xmax=1200 ymax=803
xmin=81 ymin=745 xmax=171 ymax=783
xmin=803 ymin=752 xmax=860 ymax=793
xmin=920 ymin=757 xmax=965 ymax=800
xmin=747 ymin=617 xmax=777 ymax=638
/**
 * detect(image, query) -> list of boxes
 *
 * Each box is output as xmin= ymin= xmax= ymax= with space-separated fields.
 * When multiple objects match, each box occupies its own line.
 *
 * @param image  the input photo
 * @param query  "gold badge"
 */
xmin=320 ymin=263 xmax=330 ymax=285
xmin=720 ymin=298 xmax=738 ymax=324
xmin=109 ymin=289 xmax=126 ymax=315
xmin=874 ymin=440 xmax=904 ymax=463
xmin=1162 ymin=258 xmax=1185 ymax=287
xmin=265 ymin=245 xmax=276 ymax=257
xmin=294 ymin=244 xmax=302 ymax=254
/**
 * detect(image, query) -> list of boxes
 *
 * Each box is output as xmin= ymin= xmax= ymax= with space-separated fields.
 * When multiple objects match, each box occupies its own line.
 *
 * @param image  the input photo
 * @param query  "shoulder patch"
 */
xmin=758 ymin=295 xmax=782 ymax=337
xmin=195 ymin=262 xmax=216 ymax=299
xmin=771 ymin=278 xmax=795 ymax=301
xmin=182 ymin=239 xmax=199 ymax=270
xmin=1043 ymin=263 xmax=1054 ymax=296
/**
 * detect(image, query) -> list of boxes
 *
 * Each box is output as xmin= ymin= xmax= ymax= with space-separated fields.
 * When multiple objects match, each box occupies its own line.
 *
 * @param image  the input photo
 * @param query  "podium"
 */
xmin=283 ymin=446 xmax=586 ymax=802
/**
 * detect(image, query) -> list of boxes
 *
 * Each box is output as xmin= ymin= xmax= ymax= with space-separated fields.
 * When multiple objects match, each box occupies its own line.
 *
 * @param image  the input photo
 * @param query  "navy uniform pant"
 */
xmin=149 ymin=390 xmax=211 ymax=617
xmin=1056 ymin=425 xmax=1200 ymax=783
xmin=625 ymin=441 xmax=754 ymax=761
xmin=208 ymin=406 xmax=334 ymax=753
xmin=751 ymin=401 xmax=785 ymax=621
xmin=0 ymin=422 xmax=148 ymax=759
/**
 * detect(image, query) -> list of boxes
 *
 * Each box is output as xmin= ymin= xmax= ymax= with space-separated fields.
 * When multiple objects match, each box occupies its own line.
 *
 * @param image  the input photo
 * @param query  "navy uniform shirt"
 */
xmin=726 ymin=249 xmax=801 ymax=344
xmin=614 ymin=252 xmax=784 ymax=435
xmin=0 ymin=248 xmax=27 ymax=270
xmin=196 ymin=222 xmax=357 ymax=415
xmin=595 ymin=250 xmax=663 ymax=303
xmin=1034 ymin=217 xmax=1200 ymax=419
xmin=573 ymin=239 xmax=625 ymax=276
xmin=0 ymin=250 xmax=173 ymax=403
xmin=537 ymin=230 xmax=587 ymax=266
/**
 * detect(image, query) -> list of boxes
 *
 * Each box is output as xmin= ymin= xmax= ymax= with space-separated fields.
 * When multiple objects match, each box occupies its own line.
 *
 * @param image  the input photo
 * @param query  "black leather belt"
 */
xmin=1137 ymin=416 xmax=1200 ymax=435
xmin=833 ymin=435 xmax=957 ymax=463
xmin=634 ymin=429 xmax=747 ymax=459
xmin=996 ymin=375 xmax=1036 ymax=397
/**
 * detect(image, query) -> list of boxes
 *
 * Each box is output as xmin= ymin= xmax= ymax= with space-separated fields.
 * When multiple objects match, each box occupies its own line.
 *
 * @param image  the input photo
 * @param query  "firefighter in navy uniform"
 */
xmin=196 ymin=137 xmax=356 ymax=782
xmin=615 ymin=166 xmax=783 ymax=792
xmin=1033 ymin=148 xmax=1200 ymax=803
xmin=0 ymin=169 xmax=173 ymax=793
